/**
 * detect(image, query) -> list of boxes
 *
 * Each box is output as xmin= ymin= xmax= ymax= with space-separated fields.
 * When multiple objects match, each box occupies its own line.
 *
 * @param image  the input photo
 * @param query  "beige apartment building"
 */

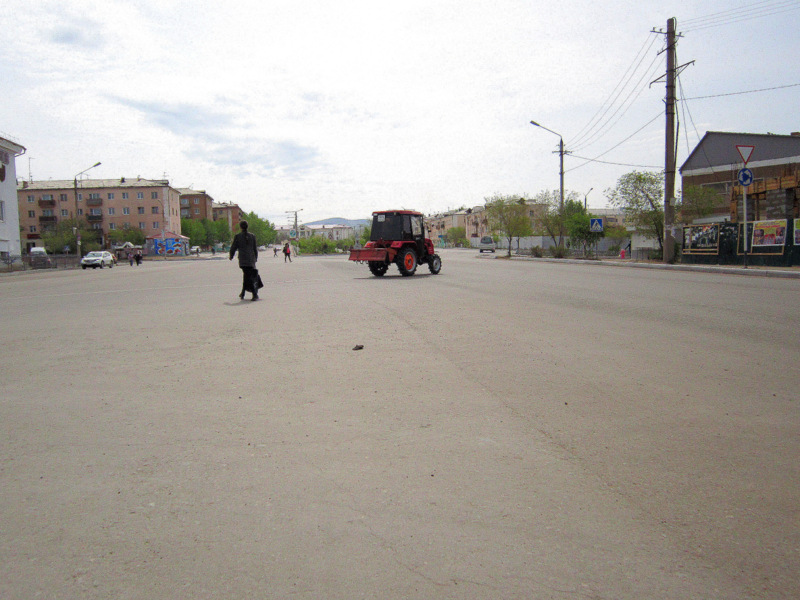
xmin=178 ymin=188 xmax=214 ymax=221
xmin=17 ymin=177 xmax=181 ymax=251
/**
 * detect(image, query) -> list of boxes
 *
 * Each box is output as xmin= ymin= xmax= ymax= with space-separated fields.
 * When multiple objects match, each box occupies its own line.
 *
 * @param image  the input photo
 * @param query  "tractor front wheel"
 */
xmin=368 ymin=261 xmax=388 ymax=277
xmin=428 ymin=254 xmax=441 ymax=274
xmin=397 ymin=248 xmax=417 ymax=276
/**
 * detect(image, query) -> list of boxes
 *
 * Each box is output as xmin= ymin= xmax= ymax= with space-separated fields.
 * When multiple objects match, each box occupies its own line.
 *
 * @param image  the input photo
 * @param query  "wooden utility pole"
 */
xmin=663 ymin=17 xmax=677 ymax=264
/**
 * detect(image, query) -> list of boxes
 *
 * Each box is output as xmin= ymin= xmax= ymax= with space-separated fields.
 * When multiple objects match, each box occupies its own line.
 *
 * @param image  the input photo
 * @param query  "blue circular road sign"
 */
xmin=738 ymin=168 xmax=754 ymax=186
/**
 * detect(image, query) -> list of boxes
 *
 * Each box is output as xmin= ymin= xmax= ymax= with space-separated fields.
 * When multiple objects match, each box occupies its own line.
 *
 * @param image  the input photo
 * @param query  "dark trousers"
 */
xmin=240 ymin=267 xmax=260 ymax=294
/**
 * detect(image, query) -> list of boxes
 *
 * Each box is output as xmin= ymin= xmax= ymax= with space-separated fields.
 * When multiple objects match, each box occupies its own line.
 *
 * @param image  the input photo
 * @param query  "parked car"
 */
xmin=29 ymin=247 xmax=52 ymax=268
xmin=81 ymin=251 xmax=115 ymax=269
xmin=190 ymin=246 xmax=201 ymax=255
xmin=478 ymin=236 xmax=496 ymax=253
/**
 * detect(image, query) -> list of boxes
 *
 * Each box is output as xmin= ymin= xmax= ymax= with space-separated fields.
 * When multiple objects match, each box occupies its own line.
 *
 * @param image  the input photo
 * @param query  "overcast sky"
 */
xmin=2 ymin=0 xmax=798 ymax=225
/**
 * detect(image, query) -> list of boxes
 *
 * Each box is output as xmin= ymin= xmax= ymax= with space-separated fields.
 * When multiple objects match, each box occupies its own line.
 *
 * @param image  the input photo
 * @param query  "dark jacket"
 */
xmin=230 ymin=231 xmax=258 ymax=267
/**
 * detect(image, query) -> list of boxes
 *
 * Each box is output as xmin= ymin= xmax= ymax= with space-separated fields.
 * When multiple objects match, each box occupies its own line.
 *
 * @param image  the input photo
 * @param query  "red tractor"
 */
xmin=349 ymin=210 xmax=442 ymax=277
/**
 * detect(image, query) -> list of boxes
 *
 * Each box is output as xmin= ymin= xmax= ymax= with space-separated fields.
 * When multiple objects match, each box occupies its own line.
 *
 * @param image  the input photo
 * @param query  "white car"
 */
xmin=478 ymin=236 xmax=496 ymax=253
xmin=81 ymin=251 xmax=115 ymax=269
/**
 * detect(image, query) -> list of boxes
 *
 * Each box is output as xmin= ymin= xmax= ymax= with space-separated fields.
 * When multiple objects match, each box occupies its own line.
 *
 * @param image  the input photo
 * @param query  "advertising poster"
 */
xmin=752 ymin=219 xmax=786 ymax=247
xmin=683 ymin=224 xmax=718 ymax=253
xmin=795 ymin=219 xmax=800 ymax=246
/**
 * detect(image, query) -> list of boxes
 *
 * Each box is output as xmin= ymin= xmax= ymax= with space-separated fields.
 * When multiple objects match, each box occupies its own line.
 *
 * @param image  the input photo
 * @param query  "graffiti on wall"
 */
xmin=154 ymin=238 xmax=184 ymax=255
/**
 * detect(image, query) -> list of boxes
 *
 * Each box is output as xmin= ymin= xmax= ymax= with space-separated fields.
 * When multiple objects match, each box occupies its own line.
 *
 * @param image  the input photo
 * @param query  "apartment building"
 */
xmin=1 ymin=135 xmax=26 ymax=257
xmin=178 ymin=188 xmax=214 ymax=221
xmin=17 ymin=177 xmax=181 ymax=250
xmin=212 ymin=202 xmax=245 ymax=234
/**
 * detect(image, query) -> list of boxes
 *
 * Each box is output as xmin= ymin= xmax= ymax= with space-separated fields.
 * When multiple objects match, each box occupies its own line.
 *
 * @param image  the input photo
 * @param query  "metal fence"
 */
xmin=0 ymin=253 xmax=84 ymax=273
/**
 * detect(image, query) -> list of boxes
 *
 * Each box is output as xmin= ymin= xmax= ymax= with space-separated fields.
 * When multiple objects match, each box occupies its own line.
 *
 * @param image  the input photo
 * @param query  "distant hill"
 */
xmin=304 ymin=217 xmax=370 ymax=228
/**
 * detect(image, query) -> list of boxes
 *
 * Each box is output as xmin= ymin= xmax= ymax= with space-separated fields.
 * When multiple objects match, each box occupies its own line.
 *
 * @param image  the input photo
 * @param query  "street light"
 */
xmin=584 ymin=187 xmax=593 ymax=211
xmin=530 ymin=121 xmax=565 ymax=245
xmin=73 ymin=162 xmax=101 ymax=262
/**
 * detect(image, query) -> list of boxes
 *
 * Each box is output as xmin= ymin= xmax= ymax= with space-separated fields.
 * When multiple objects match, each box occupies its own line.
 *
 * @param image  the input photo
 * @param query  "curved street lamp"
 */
xmin=530 ymin=121 xmax=565 ymax=245
xmin=73 ymin=162 xmax=101 ymax=261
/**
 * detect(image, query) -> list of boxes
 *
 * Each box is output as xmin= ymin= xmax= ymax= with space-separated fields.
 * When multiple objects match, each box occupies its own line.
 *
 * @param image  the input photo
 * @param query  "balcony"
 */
xmin=86 ymin=198 xmax=103 ymax=206
xmin=38 ymin=199 xmax=56 ymax=208
xmin=38 ymin=215 xmax=57 ymax=223
xmin=87 ymin=214 xmax=104 ymax=222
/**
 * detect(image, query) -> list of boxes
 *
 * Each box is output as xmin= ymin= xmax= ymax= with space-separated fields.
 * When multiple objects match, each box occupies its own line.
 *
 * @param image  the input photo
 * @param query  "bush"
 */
xmin=549 ymin=246 xmax=568 ymax=258
xmin=530 ymin=246 xmax=543 ymax=257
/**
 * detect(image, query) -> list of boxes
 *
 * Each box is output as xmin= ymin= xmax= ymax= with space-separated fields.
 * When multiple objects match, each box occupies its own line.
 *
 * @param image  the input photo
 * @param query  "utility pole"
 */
xmin=663 ymin=17 xmax=677 ymax=264
xmin=285 ymin=208 xmax=303 ymax=254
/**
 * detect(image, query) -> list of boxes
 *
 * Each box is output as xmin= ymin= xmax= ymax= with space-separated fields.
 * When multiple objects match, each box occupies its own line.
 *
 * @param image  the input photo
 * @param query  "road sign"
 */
xmin=738 ymin=168 xmax=754 ymax=187
xmin=289 ymin=229 xmax=297 ymax=239
xmin=736 ymin=145 xmax=755 ymax=165
xmin=590 ymin=218 xmax=604 ymax=233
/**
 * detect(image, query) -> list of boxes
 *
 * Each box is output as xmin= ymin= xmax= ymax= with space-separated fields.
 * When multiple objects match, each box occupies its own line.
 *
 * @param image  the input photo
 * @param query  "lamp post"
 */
xmin=73 ymin=162 xmax=101 ymax=263
xmin=584 ymin=187 xmax=593 ymax=211
xmin=530 ymin=120 xmax=565 ymax=245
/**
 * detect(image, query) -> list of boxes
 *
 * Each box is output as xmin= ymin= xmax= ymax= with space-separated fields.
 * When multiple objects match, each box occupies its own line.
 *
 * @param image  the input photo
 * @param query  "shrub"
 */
xmin=530 ymin=246 xmax=543 ymax=257
xmin=549 ymin=246 xmax=568 ymax=258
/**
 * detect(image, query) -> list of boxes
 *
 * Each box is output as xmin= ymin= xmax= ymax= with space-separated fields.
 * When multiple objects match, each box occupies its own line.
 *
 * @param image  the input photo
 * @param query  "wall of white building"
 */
xmin=0 ymin=136 xmax=25 ymax=257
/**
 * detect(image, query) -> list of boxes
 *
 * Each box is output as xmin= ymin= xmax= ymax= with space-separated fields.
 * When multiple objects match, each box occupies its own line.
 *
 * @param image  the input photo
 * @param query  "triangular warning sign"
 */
xmin=736 ymin=145 xmax=755 ymax=165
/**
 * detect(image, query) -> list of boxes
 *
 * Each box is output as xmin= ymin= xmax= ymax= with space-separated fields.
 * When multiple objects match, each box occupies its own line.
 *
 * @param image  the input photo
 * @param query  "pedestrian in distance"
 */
xmin=127 ymin=252 xmax=133 ymax=267
xmin=229 ymin=220 xmax=262 ymax=301
xmin=283 ymin=242 xmax=292 ymax=263
xmin=273 ymin=246 xmax=278 ymax=257
xmin=135 ymin=251 xmax=142 ymax=266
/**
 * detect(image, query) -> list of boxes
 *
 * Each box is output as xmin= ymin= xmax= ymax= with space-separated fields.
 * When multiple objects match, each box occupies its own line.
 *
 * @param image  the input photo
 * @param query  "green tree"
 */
xmin=445 ymin=226 xmax=469 ymax=247
xmin=180 ymin=219 xmax=206 ymax=247
xmin=201 ymin=218 xmax=232 ymax=247
xmin=243 ymin=211 xmax=277 ymax=247
xmin=606 ymin=170 xmax=664 ymax=252
xmin=532 ymin=190 xmax=583 ymax=246
xmin=566 ymin=211 xmax=604 ymax=256
xmin=108 ymin=227 xmax=146 ymax=246
xmin=677 ymin=185 xmax=720 ymax=224
xmin=41 ymin=219 xmax=100 ymax=254
xmin=485 ymin=195 xmax=533 ymax=257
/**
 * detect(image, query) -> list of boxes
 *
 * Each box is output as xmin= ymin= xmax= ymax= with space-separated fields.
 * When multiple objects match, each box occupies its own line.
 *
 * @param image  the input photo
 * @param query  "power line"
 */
xmin=567 ymin=155 xmax=661 ymax=169
xmin=683 ymin=82 xmax=800 ymax=99
xmin=682 ymin=0 xmax=795 ymax=24
xmin=566 ymin=112 xmax=663 ymax=173
xmin=682 ymin=0 xmax=800 ymax=32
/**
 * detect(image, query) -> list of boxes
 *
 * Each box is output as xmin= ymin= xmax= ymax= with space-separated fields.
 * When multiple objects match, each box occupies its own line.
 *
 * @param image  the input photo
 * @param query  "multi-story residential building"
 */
xmin=212 ymin=202 xmax=245 ymax=234
xmin=178 ymin=188 xmax=214 ymax=221
xmin=0 ymin=134 xmax=26 ymax=257
xmin=17 ymin=177 xmax=181 ymax=249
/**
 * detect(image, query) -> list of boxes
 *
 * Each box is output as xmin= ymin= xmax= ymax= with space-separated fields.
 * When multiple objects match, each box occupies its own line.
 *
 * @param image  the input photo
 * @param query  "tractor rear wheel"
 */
xmin=368 ymin=261 xmax=388 ymax=277
xmin=428 ymin=253 xmax=441 ymax=274
xmin=397 ymin=248 xmax=417 ymax=276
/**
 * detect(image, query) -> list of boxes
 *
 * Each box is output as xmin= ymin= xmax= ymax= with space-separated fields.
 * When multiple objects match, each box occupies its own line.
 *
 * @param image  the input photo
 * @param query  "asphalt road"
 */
xmin=1 ymin=250 xmax=798 ymax=599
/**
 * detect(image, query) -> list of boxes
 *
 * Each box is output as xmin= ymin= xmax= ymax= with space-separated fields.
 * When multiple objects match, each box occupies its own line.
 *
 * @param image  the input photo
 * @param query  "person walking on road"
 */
xmin=283 ymin=242 xmax=292 ymax=263
xmin=229 ymin=220 xmax=261 ymax=301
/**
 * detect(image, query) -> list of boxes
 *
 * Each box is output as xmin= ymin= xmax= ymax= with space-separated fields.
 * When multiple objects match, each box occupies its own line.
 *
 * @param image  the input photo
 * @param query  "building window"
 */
xmin=28 ymin=210 xmax=35 ymax=218
xmin=108 ymin=192 xmax=115 ymax=200
xmin=90 ymin=209 xmax=102 ymax=216
xmin=139 ymin=222 xmax=146 ymax=229
xmin=151 ymin=206 xmax=159 ymax=214
xmin=78 ymin=194 xmax=83 ymax=201
xmin=30 ymin=225 xmax=37 ymax=232
xmin=92 ymin=223 xmax=102 ymax=230
xmin=137 ymin=192 xmax=143 ymax=200
xmin=78 ymin=209 xmax=83 ymax=216
xmin=138 ymin=207 xmax=145 ymax=214
xmin=0 ymin=200 xmax=4 ymax=221
xmin=28 ymin=195 xmax=34 ymax=202
xmin=194 ymin=208 xmax=200 ymax=215
xmin=89 ymin=193 xmax=101 ymax=200
xmin=42 ymin=194 xmax=53 ymax=201
xmin=123 ymin=207 xmax=130 ymax=215
xmin=108 ymin=207 xmax=115 ymax=215
xmin=42 ymin=209 xmax=53 ymax=217
xmin=109 ymin=223 xmax=116 ymax=230
xmin=181 ymin=198 xmax=188 ymax=205
xmin=59 ymin=193 xmax=68 ymax=201
xmin=153 ymin=222 xmax=160 ymax=229
xmin=61 ymin=209 xmax=69 ymax=217
xmin=193 ymin=198 xmax=199 ymax=204
xmin=181 ymin=209 xmax=189 ymax=217
xmin=122 ymin=192 xmax=129 ymax=199
xmin=151 ymin=192 xmax=158 ymax=199
xmin=123 ymin=222 xmax=130 ymax=229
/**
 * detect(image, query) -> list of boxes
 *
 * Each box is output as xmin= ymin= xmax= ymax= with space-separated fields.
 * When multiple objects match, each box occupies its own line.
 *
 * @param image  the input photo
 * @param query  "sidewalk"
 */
xmin=504 ymin=254 xmax=800 ymax=279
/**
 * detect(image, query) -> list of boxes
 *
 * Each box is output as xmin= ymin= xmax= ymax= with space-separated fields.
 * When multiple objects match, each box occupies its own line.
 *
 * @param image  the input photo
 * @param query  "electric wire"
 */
xmin=683 ymin=82 xmax=800 ymax=99
xmin=681 ymin=0 xmax=800 ymax=32
xmin=566 ymin=33 xmax=659 ymax=149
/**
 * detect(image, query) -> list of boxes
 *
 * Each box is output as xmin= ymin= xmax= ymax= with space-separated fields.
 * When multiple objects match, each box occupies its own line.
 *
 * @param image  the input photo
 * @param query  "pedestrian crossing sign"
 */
xmin=590 ymin=218 xmax=604 ymax=233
